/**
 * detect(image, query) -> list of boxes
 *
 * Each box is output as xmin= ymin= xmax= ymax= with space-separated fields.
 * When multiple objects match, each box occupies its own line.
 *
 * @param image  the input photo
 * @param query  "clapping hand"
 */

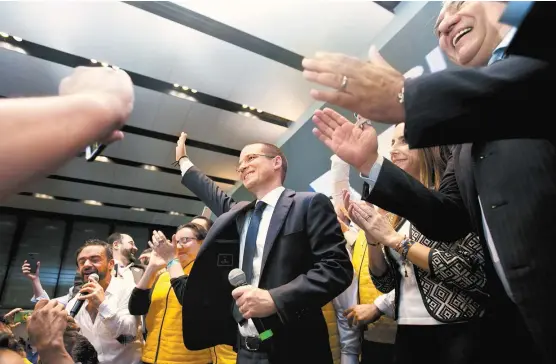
xmin=150 ymin=230 xmax=178 ymax=264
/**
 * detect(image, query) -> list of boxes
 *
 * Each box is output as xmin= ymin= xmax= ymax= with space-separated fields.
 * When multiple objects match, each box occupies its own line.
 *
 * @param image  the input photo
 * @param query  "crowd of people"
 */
xmin=0 ymin=1 xmax=553 ymax=364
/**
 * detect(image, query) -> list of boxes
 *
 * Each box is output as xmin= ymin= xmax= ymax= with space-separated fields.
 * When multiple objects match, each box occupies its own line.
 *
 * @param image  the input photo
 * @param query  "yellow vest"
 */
xmin=352 ymin=230 xmax=393 ymax=330
xmin=142 ymin=264 xmax=236 ymax=364
xmin=322 ymin=302 xmax=341 ymax=364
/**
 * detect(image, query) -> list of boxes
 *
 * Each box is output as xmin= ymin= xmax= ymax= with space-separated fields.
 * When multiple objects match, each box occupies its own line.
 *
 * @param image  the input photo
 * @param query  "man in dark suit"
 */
xmin=305 ymin=2 xmax=555 ymax=363
xmin=169 ymin=133 xmax=353 ymax=364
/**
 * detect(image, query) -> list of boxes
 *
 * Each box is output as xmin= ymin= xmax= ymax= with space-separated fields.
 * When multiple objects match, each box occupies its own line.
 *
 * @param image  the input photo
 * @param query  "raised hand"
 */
xmin=344 ymin=304 xmax=382 ymax=328
xmin=302 ymin=48 xmax=405 ymax=124
xmin=150 ymin=230 xmax=178 ymax=263
xmin=22 ymin=260 xmax=40 ymax=281
xmin=176 ymin=132 xmax=187 ymax=162
xmin=348 ymin=201 xmax=403 ymax=248
xmin=312 ymin=108 xmax=379 ymax=175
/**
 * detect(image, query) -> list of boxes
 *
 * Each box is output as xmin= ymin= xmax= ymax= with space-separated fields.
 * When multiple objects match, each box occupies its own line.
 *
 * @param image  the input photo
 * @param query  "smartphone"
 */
xmin=27 ymin=253 xmax=38 ymax=274
xmin=13 ymin=310 xmax=33 ymax=324
xmin=85 ymin=142 xmax=107 ymax=162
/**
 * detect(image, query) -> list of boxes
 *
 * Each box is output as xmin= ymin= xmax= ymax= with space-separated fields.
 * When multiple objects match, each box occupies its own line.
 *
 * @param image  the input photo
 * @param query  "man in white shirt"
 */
xmin=107 ymin=232 xmax=141 ymax=284
xmin=66 ymin=239 xmax=142 ymax=364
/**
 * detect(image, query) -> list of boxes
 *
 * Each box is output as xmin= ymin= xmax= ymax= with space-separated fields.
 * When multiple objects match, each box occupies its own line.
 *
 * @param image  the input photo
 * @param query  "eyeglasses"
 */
xmin=236 ymin=153 xmax=276 ymax=173
xmin=177 ymin=237 xmax=197 ymax=245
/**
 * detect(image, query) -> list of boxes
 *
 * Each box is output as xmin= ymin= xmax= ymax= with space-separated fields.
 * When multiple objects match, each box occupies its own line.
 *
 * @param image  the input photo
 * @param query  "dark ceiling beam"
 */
xmin=0 ymin=37 xmax=293 ymax=128
xmin=125 ymin=1 xmax=304 ymax=71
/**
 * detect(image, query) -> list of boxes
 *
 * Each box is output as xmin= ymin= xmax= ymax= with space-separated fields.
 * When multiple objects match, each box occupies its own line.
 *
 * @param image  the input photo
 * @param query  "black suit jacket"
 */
xmin=367 ymin=56 xmax=556 ymax=362
xmin=177 ymin=166 xmax=353 ymax=363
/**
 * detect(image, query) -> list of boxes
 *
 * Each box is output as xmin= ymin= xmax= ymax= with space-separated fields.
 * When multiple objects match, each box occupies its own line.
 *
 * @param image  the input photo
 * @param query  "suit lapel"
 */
xmin=260 ymin=189 xmax=294 ymax=275
xmin=198 ymin=201 xmax=252 ymax=256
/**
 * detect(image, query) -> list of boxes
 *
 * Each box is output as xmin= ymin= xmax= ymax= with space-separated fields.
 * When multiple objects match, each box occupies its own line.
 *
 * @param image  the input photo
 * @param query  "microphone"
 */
xmin=69 ymin=273 xmax=99 ymax=318
xmin=228 ymin=269 xmax=248 ymax=326
xmin=228 ymin=269 xmax=273 ymax=342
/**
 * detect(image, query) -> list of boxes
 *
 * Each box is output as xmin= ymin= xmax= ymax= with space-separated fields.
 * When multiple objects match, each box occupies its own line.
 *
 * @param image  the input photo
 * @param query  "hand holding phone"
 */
xmin=27 ymin=253 xmax=39 ymax=274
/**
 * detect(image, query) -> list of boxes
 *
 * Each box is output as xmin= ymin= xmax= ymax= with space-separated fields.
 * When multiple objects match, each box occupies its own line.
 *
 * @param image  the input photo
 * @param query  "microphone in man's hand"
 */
xmin=228 ymin=269 xmax=274 ymax=341
xmin=228 ymin=268 xmax=248 ymax=326
xmin=69 ymin=273 xmax=99 ymax=318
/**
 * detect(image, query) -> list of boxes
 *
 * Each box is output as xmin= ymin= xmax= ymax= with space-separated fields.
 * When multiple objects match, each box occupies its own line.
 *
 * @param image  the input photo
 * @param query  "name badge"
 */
xmin=217 ymin=254 xmax=233 ymax=267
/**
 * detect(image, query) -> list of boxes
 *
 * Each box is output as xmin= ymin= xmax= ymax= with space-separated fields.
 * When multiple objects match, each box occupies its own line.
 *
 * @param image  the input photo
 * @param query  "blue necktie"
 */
xmin=488 ymin=47 xmax=507 ymax=65
xmin=242 ymin=201 xmax=266 ymax=284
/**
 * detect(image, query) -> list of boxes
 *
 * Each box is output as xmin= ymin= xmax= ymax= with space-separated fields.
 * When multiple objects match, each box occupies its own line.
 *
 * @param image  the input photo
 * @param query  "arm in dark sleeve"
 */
xmin=403 ymin=56 xmax=553 ymax=148
xmin=368 ymin=157 xmax=472 ymax=242
xmin=181 ymin=166 xmax=236 ymax=217
xmin=268 ymin=194 xmax=354 ymax=324
xmin=170 ymin=275 xmax=189 ymax=306
xmin=128 ymin=287 xmax=151 ymax=316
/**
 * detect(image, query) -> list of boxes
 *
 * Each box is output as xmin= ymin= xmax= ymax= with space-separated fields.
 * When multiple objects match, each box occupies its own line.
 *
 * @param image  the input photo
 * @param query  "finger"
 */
xmin=101 ymin=130 xmax=125 ymax=145
xmin=343 ymin=308 xmax=353 ymax=317
xmin=322 ymin=108 xmax=349 ymax=127
xmin=302 ymin=54 xmax=364 ymax=78
xmin=303 ymin=70 xmax=344 ymax=90
xmin=312 ymin=128 xmax=337 ymax=152
xmin=314 ymin=108 xmax=342 ymax=130
xmin=148 ymin=241 xmax=154 ymax=249
xmin=231 ymin=286 xmax=249 ymax=300
xmin=343 ymin=190 xmax=351 ymax=212
xmin=311 ymin=114 xmax=335 ymax=139
xmin=158 ymin=230 xmax=167 ymax=240
xmin=4 ymin=308 xmax=22 ymax=318
xmin=243 ymin=310 xmax=252 ymax=320
xmin=309 ymin=89 xmax=359 ymax=111
xmin=78 ymin=293 xmax=95 ymax=300
xmin=171 ymin=234 xmax=178 ymax=247
xmin=353 ymin=315 xmax=359 ymax=327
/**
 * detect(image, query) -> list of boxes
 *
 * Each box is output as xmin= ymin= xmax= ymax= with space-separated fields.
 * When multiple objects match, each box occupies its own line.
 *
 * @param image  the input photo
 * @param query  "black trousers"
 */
xmin=237 ymin=348 xmax=271 ymax=364
xmin=361 ymin=339 xmax=395 ymax=364
xmin=394 ymin=321 xmax=484 ymax=364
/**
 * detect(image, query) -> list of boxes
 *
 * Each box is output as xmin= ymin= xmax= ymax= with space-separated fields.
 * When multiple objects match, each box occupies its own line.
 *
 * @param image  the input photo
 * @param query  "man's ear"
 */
xmin=112 ymin=241 xmax=120 ymax=251
xmin=273 ymin=155 xmax=283 ymax=172
xmin=107 ymin=259 xmax=115 ymax=271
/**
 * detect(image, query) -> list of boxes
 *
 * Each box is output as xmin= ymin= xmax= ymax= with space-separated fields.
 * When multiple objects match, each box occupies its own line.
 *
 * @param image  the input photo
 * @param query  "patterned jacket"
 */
xmin=371 ymin=223 xmax=488 ymax=323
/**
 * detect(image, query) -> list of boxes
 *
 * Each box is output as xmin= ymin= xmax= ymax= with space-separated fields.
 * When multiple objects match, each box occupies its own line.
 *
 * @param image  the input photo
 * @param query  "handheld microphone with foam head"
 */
xmin=69 ymin=273 xmax=99 ymax=318
xmin=229 ymin=268 xmax=248 ymax=325
xmin=228 ymin=268 xmax=274 ymax=342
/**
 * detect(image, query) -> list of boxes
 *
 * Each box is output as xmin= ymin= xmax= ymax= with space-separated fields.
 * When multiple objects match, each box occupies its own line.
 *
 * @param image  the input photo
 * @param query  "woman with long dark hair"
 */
xmin=346 ymin=123 xmax=487 ymax=364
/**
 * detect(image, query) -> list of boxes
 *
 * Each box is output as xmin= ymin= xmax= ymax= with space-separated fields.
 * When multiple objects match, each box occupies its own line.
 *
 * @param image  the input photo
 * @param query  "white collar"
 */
xmin=257 ymin=186 xmax=285 ymax=208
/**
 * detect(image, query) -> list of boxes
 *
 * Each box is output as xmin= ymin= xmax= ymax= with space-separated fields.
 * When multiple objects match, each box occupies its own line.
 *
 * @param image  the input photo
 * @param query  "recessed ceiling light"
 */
xmin=83 ymin=200 xmax=102 ymax=206
xmin=181 ymin=86 xmax=189 ymax=91
xmin=131 ymin=207 xmax=145 ymax=212
xmin=191 ymin=89 xmax=198 ymax=93
xmin=112 ymin=65 xmax=119 ymax=70
xmin=91 ymin=59 xmax=98 ymax=64
xmin=242 ymin=104 xmax=248 ymax=108
xmin=34 ymin=193 xmax=54 ymax=200
xmin=95 ymin=156 xmax=111 ymax=163
xmin=249 ymin=106 xmax=255 ymax=110
xmin=100 ymin=62 xmax=108 ymax=67
xmin=169 ymin=211 xmax=182 ymax=216
xmin=12 ymin=36 xmax=22 ymax=42
xmin=257 ymin=109 xmax=262 ymax=113
xmin=142 ymin=165 xmax=158 ymax=171
xmin=0 ymin=32 xmax=9 ymax=38
xmin=173 ymin=83 xmax=179 ymax=87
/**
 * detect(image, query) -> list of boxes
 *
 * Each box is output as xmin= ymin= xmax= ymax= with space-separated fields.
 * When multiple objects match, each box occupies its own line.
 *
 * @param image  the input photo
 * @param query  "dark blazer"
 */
xmin=367 ymin=56 xmax=556 ymax=363
xmin=175 ymin=166 xmax=353 ymax=363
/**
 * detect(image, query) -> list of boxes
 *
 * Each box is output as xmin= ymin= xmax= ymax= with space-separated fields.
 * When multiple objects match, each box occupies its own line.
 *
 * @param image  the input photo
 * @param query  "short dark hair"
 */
xmin=106 ymin=232 xmax=123 ymax=246
xmin=176 ymin=223 xmax=208 ymax=240
xmin=75 ymin=239 xmax=113 ymax=265
xmin=64 ymin=331 xmax=99 ymax=364
xmin=191 ymin=215 xmax=213 ymax=230
xmin=257 ymin=143 xmax=288 ymax=183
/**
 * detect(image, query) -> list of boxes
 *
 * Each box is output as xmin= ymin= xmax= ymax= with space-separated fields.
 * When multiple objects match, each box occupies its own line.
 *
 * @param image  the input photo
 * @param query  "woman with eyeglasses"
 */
xmin=129 ymin=223 xmax=236 ymax=364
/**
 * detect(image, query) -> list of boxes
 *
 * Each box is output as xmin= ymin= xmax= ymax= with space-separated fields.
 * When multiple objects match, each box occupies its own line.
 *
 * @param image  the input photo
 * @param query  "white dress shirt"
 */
xmin=113 ymin=259 xmax=136 ymax=285
xmin=65 ymin=277 xmax=142 ymax=364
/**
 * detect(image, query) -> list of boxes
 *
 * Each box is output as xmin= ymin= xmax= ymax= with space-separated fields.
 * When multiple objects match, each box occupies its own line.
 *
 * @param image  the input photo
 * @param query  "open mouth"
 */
xmin=392 ymin=159 xmax=407 ymax=165
xmin=243 ymin=171 xmax=254 ymax=180
xmin=452 ymin=27 xmax=472 ymax=47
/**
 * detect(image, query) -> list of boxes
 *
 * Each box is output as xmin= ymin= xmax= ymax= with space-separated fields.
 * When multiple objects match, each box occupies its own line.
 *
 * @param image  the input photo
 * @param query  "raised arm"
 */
xmin=0 ymin=67 xmax=133 ymax=200
xmin=176 ymin=132 xmax=236 ymax=216
xmin=404 ymin=56 xmax=553 ymax=147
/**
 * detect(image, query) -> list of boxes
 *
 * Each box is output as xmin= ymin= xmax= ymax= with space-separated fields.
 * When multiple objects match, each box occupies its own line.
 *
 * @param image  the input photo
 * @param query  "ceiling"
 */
xmin=0 ymin=1 xmax=396 ymax=227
